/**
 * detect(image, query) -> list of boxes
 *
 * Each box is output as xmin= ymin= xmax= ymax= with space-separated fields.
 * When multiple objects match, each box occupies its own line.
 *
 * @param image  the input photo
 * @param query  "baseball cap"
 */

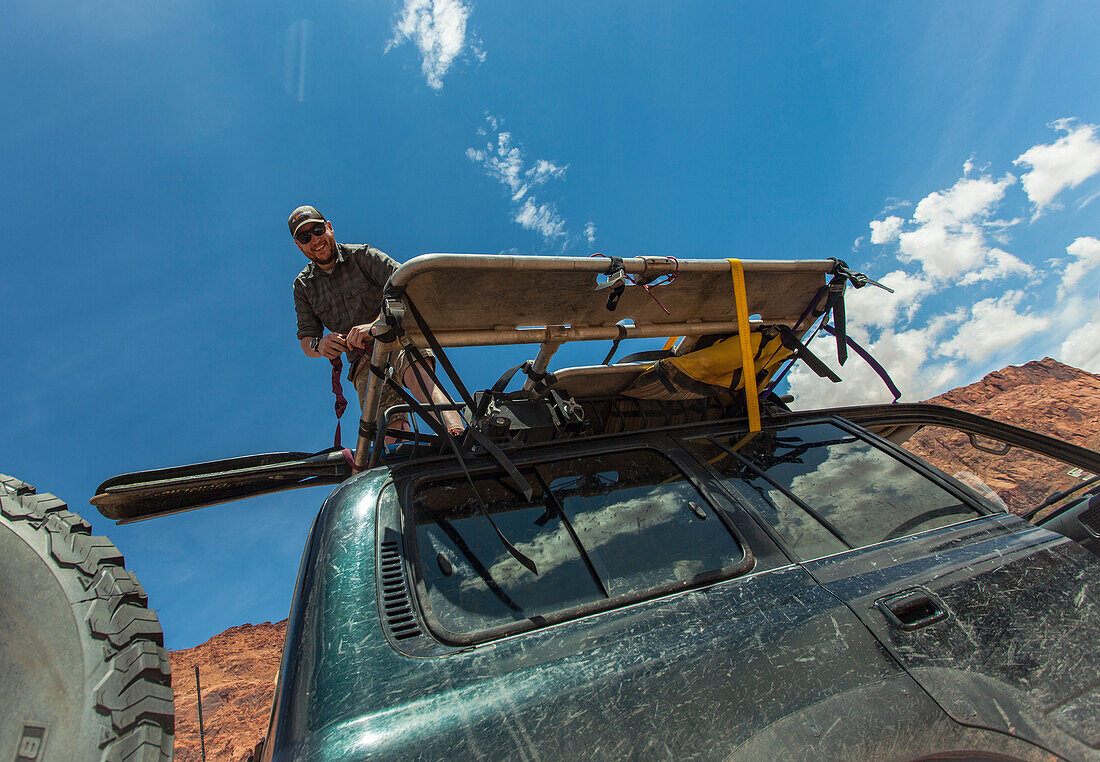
xmin=288 ymin=205 xmax=327 ymax=236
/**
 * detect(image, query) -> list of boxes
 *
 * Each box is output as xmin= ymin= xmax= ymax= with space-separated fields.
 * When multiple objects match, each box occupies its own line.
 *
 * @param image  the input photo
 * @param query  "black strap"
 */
xmin=830 ymin=258 xmax=895 ymax=292
xmin=368 ymin=364 xmax=539 ymax=574
xmin=523 ymin=364 xmax=556 ymax=395
xmin=776 ymin=326 xmax=842 ymax=383
xmin=828 ymin=278 xmax=848 ymax=366
xmin=821 ymin=325 xmax=902 ymax=401
xmin=615 ymin=349 xmax=672 ymax=364
xmin=402 ymin=293 xmax=479 ymax=411
xmin=490 ymin=362 xmax=528 ymax=395
xmin=823 ymin=260 xmax=896 ymax=367
xmin=401 ymin=343 xmax=459 ymax=409
xmin=487 ymin=360 xmax=557 ymax=397
xmin=434 ymin=515 xmax=521 ymax=611
xmin=399 ymin=343 xmax=535 ymax=502
xmin=600 ymin=257 xmax=626 ymax=311
xmin=656 ymin=364 xmax=679 ymax=394
xmin=602 ymin=324 xmax=629 ymax=365
xmin=765 ymin=259 xmax=888 ymax=397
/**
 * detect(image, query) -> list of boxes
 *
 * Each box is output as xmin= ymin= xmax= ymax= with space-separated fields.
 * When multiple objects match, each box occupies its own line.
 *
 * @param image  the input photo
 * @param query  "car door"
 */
xmin=682 ymin=419 xmax=1100 ymax=759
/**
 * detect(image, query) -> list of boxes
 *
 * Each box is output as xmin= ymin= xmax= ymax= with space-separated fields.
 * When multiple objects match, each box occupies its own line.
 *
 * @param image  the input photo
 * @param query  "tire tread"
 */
xmin=0 ymin=473 xmax=174 ymax=760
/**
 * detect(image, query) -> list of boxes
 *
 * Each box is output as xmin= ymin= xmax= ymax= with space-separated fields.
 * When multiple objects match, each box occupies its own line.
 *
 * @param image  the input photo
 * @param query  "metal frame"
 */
xmin=354 ymin=254 xmax=837 ymax=467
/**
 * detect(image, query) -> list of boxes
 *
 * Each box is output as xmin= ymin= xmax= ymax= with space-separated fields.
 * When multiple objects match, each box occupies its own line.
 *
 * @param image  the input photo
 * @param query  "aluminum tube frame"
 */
xmin=388 ymin=254 xmax=835 ymax=289
xmin=522 ymin=334 xmax=564 ymax=393
xmin=352 ymin=255 xmax=838 ymax=468
xmin=397 ymin=319 xmax=778 ymax=348
xmin=351 ymin=318 xmax=787 ymax=466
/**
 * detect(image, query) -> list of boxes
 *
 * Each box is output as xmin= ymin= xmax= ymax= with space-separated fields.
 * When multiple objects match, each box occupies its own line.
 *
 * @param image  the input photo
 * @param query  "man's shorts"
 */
xmin=349 ymin=346 xmax=436 ymax=425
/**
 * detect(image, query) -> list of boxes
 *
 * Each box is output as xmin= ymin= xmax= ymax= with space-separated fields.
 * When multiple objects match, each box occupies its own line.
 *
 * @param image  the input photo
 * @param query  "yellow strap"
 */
xmin=727 ymin=259 xmax=761 ymax=432
xmin=662 ymin=336 xmax=680 ymax=351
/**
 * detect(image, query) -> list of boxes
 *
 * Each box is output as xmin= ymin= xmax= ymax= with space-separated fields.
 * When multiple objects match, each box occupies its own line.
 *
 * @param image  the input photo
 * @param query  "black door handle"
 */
xmin=876 ymin=588 xmax=949 ymax=631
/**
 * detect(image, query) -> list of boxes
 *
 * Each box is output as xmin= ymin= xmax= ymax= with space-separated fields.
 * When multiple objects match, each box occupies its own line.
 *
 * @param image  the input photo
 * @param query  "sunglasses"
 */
xmin=294 ymin=223 xmax=327 ymax=245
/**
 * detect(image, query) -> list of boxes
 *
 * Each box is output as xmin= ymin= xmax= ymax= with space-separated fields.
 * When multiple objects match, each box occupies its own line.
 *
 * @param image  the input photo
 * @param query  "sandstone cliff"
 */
xmin=169 ymin=620 xmax=286 ymax=762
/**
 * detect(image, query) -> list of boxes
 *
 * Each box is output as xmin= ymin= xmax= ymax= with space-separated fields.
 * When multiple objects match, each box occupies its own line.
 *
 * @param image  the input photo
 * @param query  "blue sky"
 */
xmin=2 ymin=1 xmax=1099 ymax=649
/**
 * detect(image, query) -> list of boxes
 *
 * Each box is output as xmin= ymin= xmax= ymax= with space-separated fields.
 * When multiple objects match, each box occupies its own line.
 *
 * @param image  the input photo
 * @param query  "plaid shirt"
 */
xmin=293 ymin=243 xmax=399 ymax=345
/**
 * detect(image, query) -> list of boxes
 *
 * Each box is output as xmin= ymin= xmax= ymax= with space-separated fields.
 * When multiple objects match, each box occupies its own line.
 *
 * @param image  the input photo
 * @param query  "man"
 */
xmin=289 ymin=205 xmax=463 ymax=442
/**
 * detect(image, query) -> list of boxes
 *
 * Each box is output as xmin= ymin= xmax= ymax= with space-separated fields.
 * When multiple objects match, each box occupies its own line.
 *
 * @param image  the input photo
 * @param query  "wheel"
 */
xmin=0 ymin=474 xmax=174 ymax=761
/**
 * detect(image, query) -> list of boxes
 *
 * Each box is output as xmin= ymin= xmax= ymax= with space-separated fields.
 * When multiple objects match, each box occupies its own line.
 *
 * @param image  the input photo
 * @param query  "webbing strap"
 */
xmin=615 ymin=349 xmax=672 ymax=364
xmin=821 ymin=325 xmax=902 ymax=401
xmin=330 ymin=357 xmax=347 ymax=448
xmin=727 ymin=259 xmax=761 ymax=432
xmin=602 ymin=324 xmax=629 ymax=365
xmin=776 ymin=326 xmax=842 ymax=382
xmin=402 ymin=293 xmax=478 ymax=411
xmin=392 ymin=340 xmax=536 ymax=502
xmin=367 ymin=363 xmax=538 ymax=574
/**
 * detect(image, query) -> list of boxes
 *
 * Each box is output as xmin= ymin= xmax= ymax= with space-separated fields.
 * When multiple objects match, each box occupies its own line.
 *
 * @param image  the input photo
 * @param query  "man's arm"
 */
xmin=300 ymin=334 xmax=347 ymax=359
xmin=345 ymin=312 xmax=385 ymax=350
xmin=344 ymin=246 xmax=401 ymax=351
xmin=294 ymin=278 xmax=346 ymax=359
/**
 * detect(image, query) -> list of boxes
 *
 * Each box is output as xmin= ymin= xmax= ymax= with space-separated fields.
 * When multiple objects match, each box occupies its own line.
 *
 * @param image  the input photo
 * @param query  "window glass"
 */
xmin=896 ymin=424 xmax=1096 ymax=520
xmin=413 ymin=474 xmax=601 ymax=635
xmin=689 ymin=437 xmax=848 ymax=560
xmin=691 ymin=423 xmax=981 ymax=554
xmin=538 ymin=451 xmax=744 ymax=597
xmin=411 ymin=450 xmax=743 ymax=636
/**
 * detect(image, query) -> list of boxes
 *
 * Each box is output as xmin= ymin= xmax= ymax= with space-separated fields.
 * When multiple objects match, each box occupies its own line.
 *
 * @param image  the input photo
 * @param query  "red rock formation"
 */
xmin=906 ymin=358 xmax=1100 ymax=516
xmin=169 ymin=620 xmax=286 ymax=762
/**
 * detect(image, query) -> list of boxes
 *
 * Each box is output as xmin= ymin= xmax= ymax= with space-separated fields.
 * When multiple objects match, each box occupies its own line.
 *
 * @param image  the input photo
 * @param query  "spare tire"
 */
xmin=0 ymin=474 xmax=174 ymax=761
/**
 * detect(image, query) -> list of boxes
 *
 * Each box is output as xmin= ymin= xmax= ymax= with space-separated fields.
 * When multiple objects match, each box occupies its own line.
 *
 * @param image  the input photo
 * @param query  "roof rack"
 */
xmin=93 ymin=253 xmax=895 ymax=525
xmin=357 ymin=253 xmax=841 ymax=469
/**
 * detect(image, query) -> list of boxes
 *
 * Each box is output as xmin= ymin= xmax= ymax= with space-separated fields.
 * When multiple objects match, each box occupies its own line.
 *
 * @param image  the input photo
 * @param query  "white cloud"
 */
xmin=529 ymin=159 xmax=568 ymax=185
xmin=1060 ymin=236 xmax=1100 ymax=296
xmin=1058 ymin=309 xmax=1100 ymax=372
xmin=514 ymin=197 xmax=566 ymax=238
xmin=465 ymin=131 xmax=525 ymax=197
xmin=1014 ymin=119 xmax=1100 ymax=215
xmin=584 ymin=221 xmax=597 ymax=244
xmin=470 ymin=37 xmax=486 ymax=63
xmin=938 ymin=291 xmax=1050 ymax=361
xmin=388 ymin=0 xmax=473 ymax=91
xmin=467 ymin=115 xmax=569 ymax=240
xmin=1077 ymin=188 xmax=1100 ymax=211
xmin=788 ymin=290 xmax=1047 ymax=406
xmin=791 ymin=123 xmax=1100 ymax=410
xmin=846 ymin=270 xmax=933 ymax=329
xmin=787 ymin=324 xmax=959 ymax=407
xmin=958 ymin=248 xmax=1030 ymax=285
xmin=896 ymin=173 xmax=1016 ymax=280
xmin=869 ymin=216 xmax=903 ymax=244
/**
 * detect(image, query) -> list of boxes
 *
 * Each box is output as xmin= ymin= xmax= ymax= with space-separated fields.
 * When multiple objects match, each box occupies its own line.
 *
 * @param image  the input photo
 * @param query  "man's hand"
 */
xmin=318 ymin=333 xmax=347 ymax=359
xmin=345 ymin=323 xmax=375 ymax=351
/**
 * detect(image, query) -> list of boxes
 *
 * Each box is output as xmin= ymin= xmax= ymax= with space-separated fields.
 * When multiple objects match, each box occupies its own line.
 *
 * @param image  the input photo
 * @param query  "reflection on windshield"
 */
xmin=412 ymin=450 xmax=743 ymax=635
xmin=691 ymin=423 xmax=982 ymax=557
